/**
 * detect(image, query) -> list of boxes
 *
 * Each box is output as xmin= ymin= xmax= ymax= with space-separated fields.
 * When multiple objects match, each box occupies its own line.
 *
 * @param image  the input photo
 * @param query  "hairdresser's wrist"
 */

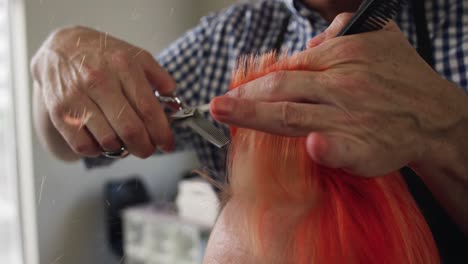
xmin=410 ymin=78 xmax=468 ymax=168
xmin=409 ymin=79 xmax=468 ymax=184
xmin=409 ymin=108 xmax=468 ymax=235
xmin=408 ymin=79 xmax=468 ymax=235
xmin=411 ymin=136 xmax=468 ymax=184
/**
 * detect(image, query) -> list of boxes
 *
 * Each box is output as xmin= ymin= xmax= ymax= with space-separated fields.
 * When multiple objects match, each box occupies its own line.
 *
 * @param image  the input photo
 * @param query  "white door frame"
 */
xmin=10 ymin=0 xmax=39 ymax=263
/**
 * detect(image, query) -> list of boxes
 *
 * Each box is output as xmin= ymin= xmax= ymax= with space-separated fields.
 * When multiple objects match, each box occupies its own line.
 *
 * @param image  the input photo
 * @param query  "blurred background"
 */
xmin=0 ymin=0 xmax=242 ymax=263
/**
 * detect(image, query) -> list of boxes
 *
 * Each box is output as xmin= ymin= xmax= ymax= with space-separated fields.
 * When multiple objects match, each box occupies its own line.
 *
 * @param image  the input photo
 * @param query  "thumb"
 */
xmin=306 ymin=32 xmax=326 ymax=49
xmin=306 ymin=12 xmax=355 ymax=48
xmin=306 ymin=132 xmax=360 ymax=172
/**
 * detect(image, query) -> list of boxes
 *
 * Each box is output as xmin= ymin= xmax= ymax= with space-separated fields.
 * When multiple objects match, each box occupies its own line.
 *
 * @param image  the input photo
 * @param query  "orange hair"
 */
xmin=225 ymin=51 xmax=439 ymax=263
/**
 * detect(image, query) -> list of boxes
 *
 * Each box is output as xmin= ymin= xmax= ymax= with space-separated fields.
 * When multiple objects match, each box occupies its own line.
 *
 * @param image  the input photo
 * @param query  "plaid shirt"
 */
xmin=87 ymin=0 xmax=467 ymax=173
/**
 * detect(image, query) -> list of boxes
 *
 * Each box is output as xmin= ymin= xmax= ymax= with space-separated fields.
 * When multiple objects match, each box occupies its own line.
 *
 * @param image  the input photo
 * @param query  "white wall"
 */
xmin=23 ymin=0 xmax=236 ymax=263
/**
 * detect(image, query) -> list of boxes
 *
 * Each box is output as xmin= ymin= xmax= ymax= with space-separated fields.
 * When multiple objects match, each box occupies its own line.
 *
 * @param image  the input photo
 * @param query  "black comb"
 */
xmin=337 ymin=0 xmax=407 ymax=36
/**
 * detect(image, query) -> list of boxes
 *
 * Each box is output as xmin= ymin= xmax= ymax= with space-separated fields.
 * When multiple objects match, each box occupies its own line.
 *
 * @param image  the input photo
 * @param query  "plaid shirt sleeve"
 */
xmin=450 ymin=0 xmax=467 ymax=91
xmin=156 ymin=12 xmax=228 ymax=152
xmin=429 ymin=0 xmax=468 ymax=92
xmin=155 ymin=5 xmax=254 ymax=176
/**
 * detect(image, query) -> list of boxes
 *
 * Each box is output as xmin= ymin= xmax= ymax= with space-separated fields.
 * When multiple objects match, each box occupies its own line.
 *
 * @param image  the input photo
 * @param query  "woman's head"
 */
xmin=205 ymin=134 xmax=316 ymax=263
xmin=203 ymin=51 xmax=439 ymax=263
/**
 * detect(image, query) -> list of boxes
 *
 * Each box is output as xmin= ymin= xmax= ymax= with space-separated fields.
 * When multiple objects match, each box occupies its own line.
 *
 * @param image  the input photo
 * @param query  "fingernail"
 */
xmin=157 ymin=146 xmax=167 ymax=153
xmin=211 ymin=97 xmax=235 ymax=116
xmin=158 ymin=143 xmax=173 ymax=153
xmin=158 ymin=133 xmax=175 ymax=153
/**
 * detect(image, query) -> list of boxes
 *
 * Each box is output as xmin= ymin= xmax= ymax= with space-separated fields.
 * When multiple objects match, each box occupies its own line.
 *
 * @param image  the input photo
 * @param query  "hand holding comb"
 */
xmin=337 ymin=0 xmax=407 ymax=36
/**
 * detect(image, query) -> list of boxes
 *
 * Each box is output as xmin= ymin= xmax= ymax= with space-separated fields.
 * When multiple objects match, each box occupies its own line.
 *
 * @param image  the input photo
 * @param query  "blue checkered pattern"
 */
xmin=85 ymin=0 xmax=468 ymax=175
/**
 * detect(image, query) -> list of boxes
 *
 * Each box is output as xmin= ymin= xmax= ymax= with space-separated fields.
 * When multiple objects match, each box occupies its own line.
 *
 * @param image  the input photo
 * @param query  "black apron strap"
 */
xmin=413 ymin=0 xmax=434 ymax=67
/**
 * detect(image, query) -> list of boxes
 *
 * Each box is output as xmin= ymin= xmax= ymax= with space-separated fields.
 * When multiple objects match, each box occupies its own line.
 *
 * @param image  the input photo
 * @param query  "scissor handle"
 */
xmin=153 ymin=90 xmax=187 ymax=110
xmin=100 ymin=91 xmax=191 ymax=159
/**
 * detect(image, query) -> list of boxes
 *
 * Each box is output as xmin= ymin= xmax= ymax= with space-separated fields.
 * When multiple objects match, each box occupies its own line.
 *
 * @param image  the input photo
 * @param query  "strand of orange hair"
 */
xmin=226 ymin=51 xmax=439 ymax=263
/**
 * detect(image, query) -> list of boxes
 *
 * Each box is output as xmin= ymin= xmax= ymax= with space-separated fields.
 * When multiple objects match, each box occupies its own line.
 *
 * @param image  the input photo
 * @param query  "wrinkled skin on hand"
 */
xmin=211 ymin=13 xmax=468 ymax=177
xmin=31 ymin=26 xmax=175 ymax=158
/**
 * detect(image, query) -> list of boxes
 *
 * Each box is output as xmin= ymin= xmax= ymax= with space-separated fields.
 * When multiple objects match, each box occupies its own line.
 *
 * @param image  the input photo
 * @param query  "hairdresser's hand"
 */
xmin=31 ymin=26 xmax=175 ymax=159
xmin=211 ymin=13 xmax=468 ymax=177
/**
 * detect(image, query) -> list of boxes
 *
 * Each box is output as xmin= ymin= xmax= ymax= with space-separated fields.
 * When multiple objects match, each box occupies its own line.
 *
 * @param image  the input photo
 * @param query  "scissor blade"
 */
xmin=183 ymin=112 xmax=230 ymax=149
xmin=196 ymin=103 xmax=211 ymax=113
xmin=168 ymin=104 xmax=210 ymax=121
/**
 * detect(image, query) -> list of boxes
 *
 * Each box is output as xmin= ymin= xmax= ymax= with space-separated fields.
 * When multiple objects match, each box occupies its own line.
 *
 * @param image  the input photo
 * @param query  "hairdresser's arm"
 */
xmin=211 ymin=14 xmax=468 ymax=234
xmin=31 ymin=26 xmax=175 ymax=161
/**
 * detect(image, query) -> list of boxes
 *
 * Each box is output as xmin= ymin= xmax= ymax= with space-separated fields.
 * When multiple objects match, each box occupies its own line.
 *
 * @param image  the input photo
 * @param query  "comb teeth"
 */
xmin=338 ymin=0 xmax=407 ymax=36
xmin=185 ymin=112 xmax=230 ymax=148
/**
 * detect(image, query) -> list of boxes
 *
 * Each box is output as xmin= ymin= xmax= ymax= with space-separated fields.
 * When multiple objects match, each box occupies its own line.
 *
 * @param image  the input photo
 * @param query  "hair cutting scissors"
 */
xmin=102 ymin=90 xmax=230 ymax=159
